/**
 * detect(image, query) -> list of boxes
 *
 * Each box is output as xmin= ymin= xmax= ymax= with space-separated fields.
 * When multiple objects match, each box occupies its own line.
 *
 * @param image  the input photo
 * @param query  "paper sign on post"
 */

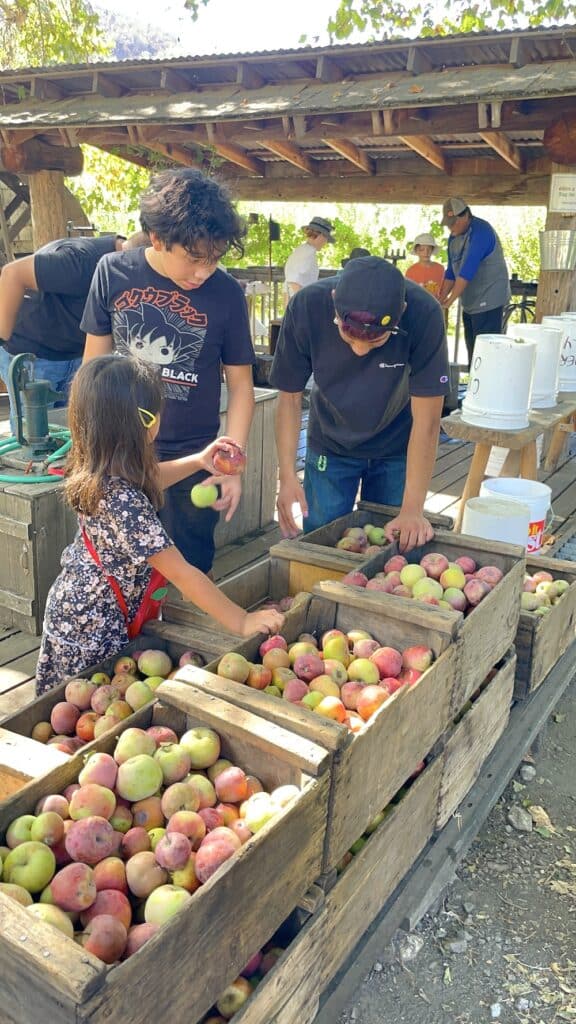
xmin=549 ymin=174 xmax=576 ymax=214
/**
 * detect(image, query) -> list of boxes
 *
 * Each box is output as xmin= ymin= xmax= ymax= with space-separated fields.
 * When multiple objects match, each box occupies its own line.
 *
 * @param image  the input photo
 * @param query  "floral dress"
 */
xmin=36 ymin=478 xmax=173 ymax=695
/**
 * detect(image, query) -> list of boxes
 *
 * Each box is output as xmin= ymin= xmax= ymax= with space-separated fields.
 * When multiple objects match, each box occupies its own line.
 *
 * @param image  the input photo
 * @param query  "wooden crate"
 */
xmin=173 ymin=589 xmax=459 ymax=872
xmin=316 ymin=530 xmax=525 ymax=715
xmin=270 ymin=505 xmax=452 ymax=593
xmin=0 ymin=480 xmax=77 ymax=635
xmin=436 ymin=649 xmax=516 ymax=830
xmin=514 ymin=555 xmax=576 ymax=699
xmin=0 ymin=725 xmax=70 ymax=801
xmin=231 ymin=757 xmax=443 ymax=1024
xmin=0 ymin=681 xmax=330 ymax=1024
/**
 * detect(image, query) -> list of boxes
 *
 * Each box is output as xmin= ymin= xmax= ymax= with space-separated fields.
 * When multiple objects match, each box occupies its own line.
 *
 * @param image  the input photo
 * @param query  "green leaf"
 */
xmin=535 ymin=826 xmax=553 ymax=838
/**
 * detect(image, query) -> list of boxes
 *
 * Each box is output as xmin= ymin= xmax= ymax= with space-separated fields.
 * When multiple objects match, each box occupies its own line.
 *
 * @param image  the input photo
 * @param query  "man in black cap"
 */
xmin=439 ymin=197 xmax=510 ymax=366
xmin=284 ymin=216 xmax=335 ymax=298
xmin=270 ymin=256 xmax=450 ymax=551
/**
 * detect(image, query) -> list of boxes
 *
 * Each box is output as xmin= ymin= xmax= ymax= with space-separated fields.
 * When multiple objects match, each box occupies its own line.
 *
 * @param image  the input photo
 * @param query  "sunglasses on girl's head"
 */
xmin=138 ymin=407 xmax=157 ymax=429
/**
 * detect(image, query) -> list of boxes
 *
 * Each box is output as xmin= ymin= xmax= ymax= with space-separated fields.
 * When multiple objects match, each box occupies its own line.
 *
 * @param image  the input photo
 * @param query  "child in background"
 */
xmin=36 ymin=356 xmax=284 ymax=695
xmin=405 ymin=233 xmax=445 ymax=298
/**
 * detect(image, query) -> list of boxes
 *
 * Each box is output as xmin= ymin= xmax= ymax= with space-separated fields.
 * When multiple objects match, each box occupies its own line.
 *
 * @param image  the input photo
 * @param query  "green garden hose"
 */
xmin=0 ymin=425 xmax=71 ymax=483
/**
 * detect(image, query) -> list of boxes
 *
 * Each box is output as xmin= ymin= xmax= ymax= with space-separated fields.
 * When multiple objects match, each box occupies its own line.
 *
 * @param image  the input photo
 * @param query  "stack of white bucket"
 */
xmin=460 ymin=323 xmax=565 ymax=552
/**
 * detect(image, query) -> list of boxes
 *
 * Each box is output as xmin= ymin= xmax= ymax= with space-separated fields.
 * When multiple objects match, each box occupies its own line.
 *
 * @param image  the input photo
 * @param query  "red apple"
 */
xmin=212 ymin=442 xmax=247 ymax=476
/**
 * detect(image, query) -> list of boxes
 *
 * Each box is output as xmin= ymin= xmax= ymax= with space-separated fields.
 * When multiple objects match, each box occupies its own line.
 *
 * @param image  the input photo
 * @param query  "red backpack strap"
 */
xmin=80 ymin=519 xmax=130 ymax=627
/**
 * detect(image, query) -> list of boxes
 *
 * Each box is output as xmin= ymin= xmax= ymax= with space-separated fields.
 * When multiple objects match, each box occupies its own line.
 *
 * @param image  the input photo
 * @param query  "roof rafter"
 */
xmin=262 ymin=140 xmax=317 ymax=174
xmin=479 ymin=130 xmax=525 ymax=171
xmin=398 ymin=134 xmax=449 ymax=173
xmin=324 ymin=137 xmax=374 ymax=174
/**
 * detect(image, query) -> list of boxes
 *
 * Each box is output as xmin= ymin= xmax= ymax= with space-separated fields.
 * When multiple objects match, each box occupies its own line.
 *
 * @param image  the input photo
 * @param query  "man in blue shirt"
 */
xmin=439 ymin=198 xmax=510 ymax=366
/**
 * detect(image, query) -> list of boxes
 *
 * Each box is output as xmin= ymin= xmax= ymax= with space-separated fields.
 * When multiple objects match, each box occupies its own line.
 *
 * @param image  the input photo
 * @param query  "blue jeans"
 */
xmin=303 ymin=446 xmax=407 ymax=533
xmin=0 ymin=348 xmax=81 ymax=435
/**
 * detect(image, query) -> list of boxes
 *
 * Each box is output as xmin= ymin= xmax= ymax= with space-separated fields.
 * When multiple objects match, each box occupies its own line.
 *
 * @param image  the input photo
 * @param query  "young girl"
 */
xmin=36 ymin=356 xmax=284 ymax=695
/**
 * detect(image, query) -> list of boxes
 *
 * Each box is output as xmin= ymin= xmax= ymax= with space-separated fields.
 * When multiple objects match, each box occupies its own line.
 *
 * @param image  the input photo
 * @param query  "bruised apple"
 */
xmin=212 ymin=442 xmax=247 ymax=476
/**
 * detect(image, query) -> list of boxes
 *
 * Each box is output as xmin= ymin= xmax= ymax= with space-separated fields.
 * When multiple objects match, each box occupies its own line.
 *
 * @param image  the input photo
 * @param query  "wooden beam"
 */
xmin=383 ymin=110 xmax=398 ymax=135
xmin=509 ymin=37 xmax=531 ymax=67
xmin=316 ymin=56 xmax=343 ymax=83
xmin=324 ymin=138 xmax=374 ymax=174
xmin=30 ymin=78 xmax=64 ymax=101
xmin=371 ymin=110 xmax=384 ymax=136
xmin=160 ymin=69 xmax=194 ymax=93
xmin=0 ymin=202 xmax=14 ymax=260
xmin=407 ymin=46 xmax=434 ymax=75
xmin=205 ymin=125 xmax=264 ymax=175
xmin=97 ymin=145 xmax=155 ymax=170
xmin=236 ymin=62 xmax=265 ymax=90
xmin=92 ymin=72 xmax=125 ymax=98
xmin=0 ymin=140 xmax=83 ymax=175
xmin=8 ymin=205 xmax=31 ymax=243
xmin=143 ymin=141 xmax=205 ymax=169
xmin=479 ymin=130 xmax=525 ymax=171
xmin=398 ymin=134 xmax=449 ymax=173
xmin=262 ymin=140 xmax=316 ymax=174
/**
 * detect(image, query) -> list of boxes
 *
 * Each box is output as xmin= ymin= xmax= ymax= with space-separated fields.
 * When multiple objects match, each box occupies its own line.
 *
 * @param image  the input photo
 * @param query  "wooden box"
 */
xmin=0 ymin=725 xmax=70 ymax=801
xmin=436 ymin=649 xmax=516 ymax=829
xmin=0 ymin=681 xmax=330 ymax=1024
xmin=316 ymin=531 xmax=525 ymax=715
xmin=174 ymin=589 xmax=459 ymax=872
xmin=0 ymin=480 xmax=77 ymax=635
xmin=514 ymin=555 xmax=576 ymax=699
xmin=230 ymin=757 xmax=443 ymax=1024
xmin=270 ymin=504 xmax=452 ymax=593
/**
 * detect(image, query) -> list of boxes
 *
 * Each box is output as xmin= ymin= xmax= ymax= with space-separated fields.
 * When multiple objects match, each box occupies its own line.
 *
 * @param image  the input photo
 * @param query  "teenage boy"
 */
xmin=0 ymin=231 xmax=148 ymax=429
xmin=81 ymin=169 xmax=255 ymax=573
xmin=284 ymin=216 xmax=335 ymax=297
xmin=270 ymin=256 xmax=450 ymax=553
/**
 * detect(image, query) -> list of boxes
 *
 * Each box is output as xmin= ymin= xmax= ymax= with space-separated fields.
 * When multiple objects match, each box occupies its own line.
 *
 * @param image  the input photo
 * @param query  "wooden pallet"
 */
xmin=0 ymin=682 xmax=329 ymax=1024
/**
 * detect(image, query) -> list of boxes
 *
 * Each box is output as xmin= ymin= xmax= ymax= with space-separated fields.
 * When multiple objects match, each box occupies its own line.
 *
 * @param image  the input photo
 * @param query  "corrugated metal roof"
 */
xmin=0 ymin=23 xmax=575 ymax=78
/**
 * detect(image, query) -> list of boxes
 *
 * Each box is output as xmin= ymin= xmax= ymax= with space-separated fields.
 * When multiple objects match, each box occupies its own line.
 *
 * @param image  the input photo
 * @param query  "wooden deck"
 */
xmin=1 ymin=411 xmax=576 ymax=721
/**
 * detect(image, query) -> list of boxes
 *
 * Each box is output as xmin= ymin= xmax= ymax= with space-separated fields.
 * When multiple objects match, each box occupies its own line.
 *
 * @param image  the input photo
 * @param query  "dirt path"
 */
xmin=339 ymin=680 xmax=576 ymax=1024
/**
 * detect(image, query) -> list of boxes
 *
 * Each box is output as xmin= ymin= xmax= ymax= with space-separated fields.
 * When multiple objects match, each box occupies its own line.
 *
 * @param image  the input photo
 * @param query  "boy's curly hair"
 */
xmin=140 ymin=169 xmax=246 ymax=261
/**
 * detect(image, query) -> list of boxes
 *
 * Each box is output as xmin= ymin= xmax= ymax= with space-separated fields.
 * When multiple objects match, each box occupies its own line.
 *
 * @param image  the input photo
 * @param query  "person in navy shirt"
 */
xmin=270 ymin=257 xmax=450 ymax=553
xmin=81 ymin=169 xmax=255 ymax=573
xmin=439 ymin=197 xmax=510 ymax=366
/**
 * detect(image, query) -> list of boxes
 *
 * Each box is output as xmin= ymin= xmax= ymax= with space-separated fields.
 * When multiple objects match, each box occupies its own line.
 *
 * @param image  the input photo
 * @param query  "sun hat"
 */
xmin=441 ymin=197 xmax=469 ymax=227
xmin=411 ymin=233 xmax=438 ymax=254
xmin=334 ymin=256 xmax=406 ymax=340
xmin=302 ymin=216 xmax=335 ymax=243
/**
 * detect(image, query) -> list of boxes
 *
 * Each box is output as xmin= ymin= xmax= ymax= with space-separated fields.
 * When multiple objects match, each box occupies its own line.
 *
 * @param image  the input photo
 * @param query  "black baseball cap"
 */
xmin=334 ymin=256 xmax=406 ymax=339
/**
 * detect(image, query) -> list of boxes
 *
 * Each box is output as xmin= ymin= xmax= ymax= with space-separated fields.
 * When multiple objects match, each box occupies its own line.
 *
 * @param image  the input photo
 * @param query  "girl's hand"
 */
xmin=242 ymin=608 xmax=285 ymax=637
xmin=196 ymin=436 xmax=239 ymax=474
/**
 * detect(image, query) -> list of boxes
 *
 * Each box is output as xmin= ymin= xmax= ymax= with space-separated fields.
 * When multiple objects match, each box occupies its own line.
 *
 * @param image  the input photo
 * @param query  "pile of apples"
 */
xmin=340 ymin=551 xmax=504 ymax=614
xmin=201 ymin=944 xmax=285 ymax=1021
xmin=31 ymin=648 xmax=204 ymax=755
xmin=216 ymin=630 xmax=434 ymax=733
xmin=521 ymin=569 xmax=570 ymax=615
xmin=334 ymin=523 xmax=388 ymax=555
xmin=0 ymin=724 xmax=298 ymax=966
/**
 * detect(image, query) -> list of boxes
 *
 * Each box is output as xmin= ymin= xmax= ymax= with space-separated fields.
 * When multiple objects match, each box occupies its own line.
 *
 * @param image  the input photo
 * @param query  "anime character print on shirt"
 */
xmin=113 ymin=290 xmax=207 ymax=403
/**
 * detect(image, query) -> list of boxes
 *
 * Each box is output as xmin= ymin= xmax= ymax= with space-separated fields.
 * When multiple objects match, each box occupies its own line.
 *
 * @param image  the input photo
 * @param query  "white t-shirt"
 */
xmin=284 ymin=242 xmax=319 ymax=296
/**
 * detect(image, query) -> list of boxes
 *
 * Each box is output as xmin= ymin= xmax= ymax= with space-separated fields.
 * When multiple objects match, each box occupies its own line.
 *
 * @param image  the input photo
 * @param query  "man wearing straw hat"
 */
xmin=405 ymin=233 xmax=444 ymax=298
xmin=439 ymin=197 xmax=510 ymax=366
xmin=284 ymin=216 xmax=335 ymax=298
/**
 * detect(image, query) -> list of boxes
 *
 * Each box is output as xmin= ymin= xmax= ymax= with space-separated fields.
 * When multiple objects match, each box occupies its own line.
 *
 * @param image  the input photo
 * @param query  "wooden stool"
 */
xmin=544 ymin=410 xmax=576 ymax=470
xmin=441 ymin=400 xmax=576 ymax=531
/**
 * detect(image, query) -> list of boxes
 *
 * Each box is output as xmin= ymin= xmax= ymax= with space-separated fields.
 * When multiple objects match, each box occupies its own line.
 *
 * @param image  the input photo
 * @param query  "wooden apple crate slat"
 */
xmin=319 ymin=530 xmax=525 ymax=715
xmin=435 ymin=649 xmax=516 ymax=829
xmin=0 ymin=681 xmax=330 ymax=1024
xmin=0 ymin=725 xmax=71 ymax=801
xmin=356 ymin=500 xmax=454 ymax=530
xmin=173 ymin=588 xmax=459 ymax=872
xmin=231 ymin=757 xmax=443 ymax=1024
xmin=514 ymin=555 xmax=576 ymax=699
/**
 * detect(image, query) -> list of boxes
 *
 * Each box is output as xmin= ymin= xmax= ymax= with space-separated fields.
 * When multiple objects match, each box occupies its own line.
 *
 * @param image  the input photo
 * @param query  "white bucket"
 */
xmin=507 ymin=322 xmax=562 ymax=408
xmin=542 ymin=314 xmax=576 ymax=393
xmin=462 ymin=497 xmax=531 ymax=548
xmin=461 ymin=334 xmax=536 ymax=430
xmin=479 ymin=477 xmax=552 ymax=553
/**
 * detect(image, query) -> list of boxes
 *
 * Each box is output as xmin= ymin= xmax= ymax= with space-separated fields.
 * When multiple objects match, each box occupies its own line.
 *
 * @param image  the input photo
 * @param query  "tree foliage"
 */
xmin=324 ymin=0 xmax=574 ymax=41
xmin=67 ymin=146 xmax=151 ymax=235
xmin=0 ymin=0 xmax=108 ymax=67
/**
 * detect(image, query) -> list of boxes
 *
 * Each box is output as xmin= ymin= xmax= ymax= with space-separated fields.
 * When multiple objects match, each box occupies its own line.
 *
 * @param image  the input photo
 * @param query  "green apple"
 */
xmin=3 ymin=841 xmax=56 ymax=893
xmin=191 ymin=483 xmax=218 ymax=508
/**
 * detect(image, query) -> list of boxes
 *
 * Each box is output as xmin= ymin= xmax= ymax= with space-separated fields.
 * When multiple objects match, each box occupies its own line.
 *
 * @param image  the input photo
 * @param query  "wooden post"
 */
xmin=534 ymin=161 xmax=576 ymax=320
xmin=29 ymin=170 xmax=69 ymax=247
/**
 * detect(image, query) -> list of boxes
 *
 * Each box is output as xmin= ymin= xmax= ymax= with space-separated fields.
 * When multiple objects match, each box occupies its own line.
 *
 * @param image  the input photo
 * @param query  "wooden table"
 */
xmin=441 ymin=396 xmax=576 ymax=530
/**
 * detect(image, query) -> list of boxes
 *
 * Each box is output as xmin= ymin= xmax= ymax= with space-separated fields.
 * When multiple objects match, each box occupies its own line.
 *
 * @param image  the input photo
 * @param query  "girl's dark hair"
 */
xmin=139 ymin=169 xmax=246 ymax=261
xmin=65 ymin=356 xmax=164 ymax=515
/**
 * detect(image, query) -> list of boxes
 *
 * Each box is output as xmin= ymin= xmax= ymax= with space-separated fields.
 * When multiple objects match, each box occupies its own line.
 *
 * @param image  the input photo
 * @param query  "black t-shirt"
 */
xmin=81 ymin=249 xmax=255 ymax=457
xmin=270 ymin=275 xmax=450 ymax=458
xmin=6 ymin=236 xmax=117 ymax=360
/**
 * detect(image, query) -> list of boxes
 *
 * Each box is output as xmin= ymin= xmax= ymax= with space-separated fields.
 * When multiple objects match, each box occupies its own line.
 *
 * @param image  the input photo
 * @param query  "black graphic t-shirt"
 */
xmin=81 ymin=249 xmax=255 ymax=456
